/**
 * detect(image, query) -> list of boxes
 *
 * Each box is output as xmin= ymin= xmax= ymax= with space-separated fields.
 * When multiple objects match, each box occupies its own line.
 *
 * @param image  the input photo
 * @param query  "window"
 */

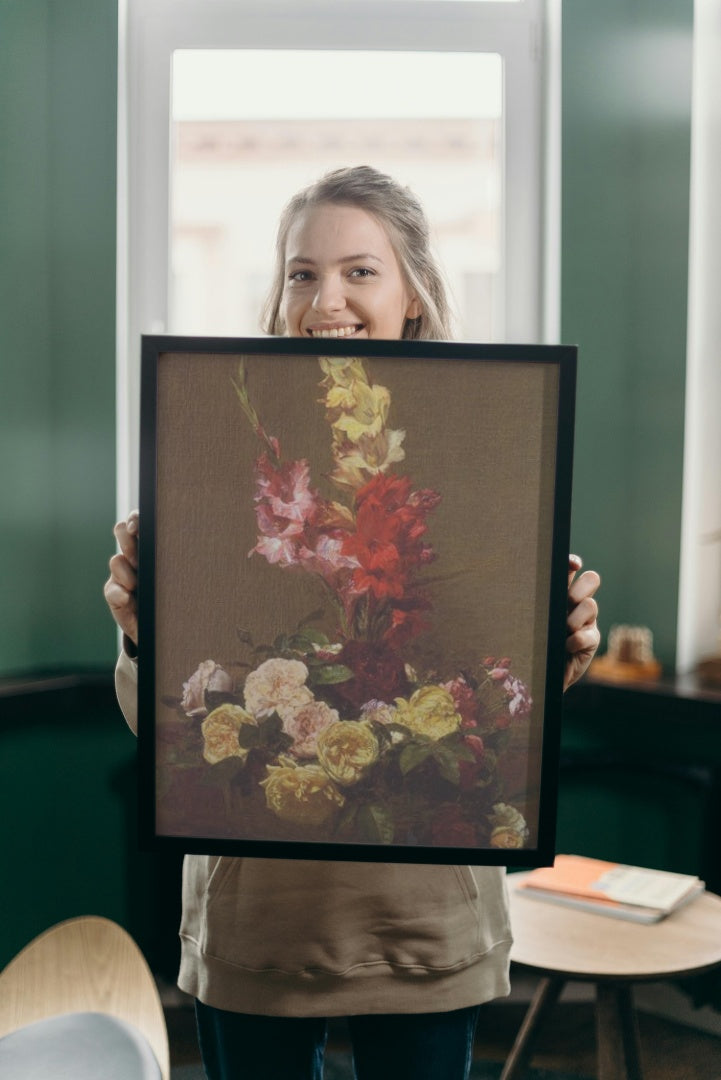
xmin=118 ymin=0 xmax=557 ymax=509
xmin=677 ymin=2 xmax=721 ymax=674
xmin=169 ymin=49 xmax=503 ymax=340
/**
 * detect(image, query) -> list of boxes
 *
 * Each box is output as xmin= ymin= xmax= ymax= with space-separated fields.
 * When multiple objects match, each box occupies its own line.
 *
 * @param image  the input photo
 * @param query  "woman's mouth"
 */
xmin=307 ymin=324 xmax=364 ymax=339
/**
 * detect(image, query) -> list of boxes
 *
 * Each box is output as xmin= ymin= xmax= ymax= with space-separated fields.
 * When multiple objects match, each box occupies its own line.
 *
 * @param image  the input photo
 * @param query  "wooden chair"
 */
xmin=0 ymin=915 xmax=170 ymax=1079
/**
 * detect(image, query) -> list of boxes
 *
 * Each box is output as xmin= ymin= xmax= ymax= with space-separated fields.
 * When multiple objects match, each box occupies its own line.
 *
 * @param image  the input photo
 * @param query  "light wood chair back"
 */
xmin=0 ymin=915 xmax=170 ymax=1080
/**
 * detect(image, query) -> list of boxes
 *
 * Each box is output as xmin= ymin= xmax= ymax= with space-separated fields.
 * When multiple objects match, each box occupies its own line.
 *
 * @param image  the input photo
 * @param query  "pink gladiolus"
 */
xmin=254 ymin=456 xmax=320 ymax=532
xmin=252 ymin=535 xmax=307 ymax=566
xmin=504 ymin=675 xmax=533 ymax=719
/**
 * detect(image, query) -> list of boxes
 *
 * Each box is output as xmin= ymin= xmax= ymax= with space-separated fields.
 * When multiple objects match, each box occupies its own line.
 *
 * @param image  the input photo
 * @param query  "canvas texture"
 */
xmin=151 ymin=351 xmax=560 ymax=853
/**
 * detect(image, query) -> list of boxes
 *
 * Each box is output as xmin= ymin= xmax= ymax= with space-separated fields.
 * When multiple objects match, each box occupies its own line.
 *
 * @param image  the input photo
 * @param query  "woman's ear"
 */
xmin=406 ymin=296 xmax=423 ymax=320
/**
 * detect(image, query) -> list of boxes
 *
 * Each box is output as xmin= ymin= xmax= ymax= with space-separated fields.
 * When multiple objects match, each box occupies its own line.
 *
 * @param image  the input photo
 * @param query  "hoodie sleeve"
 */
xmin=115 ymin=645 xmax=139 ymax=736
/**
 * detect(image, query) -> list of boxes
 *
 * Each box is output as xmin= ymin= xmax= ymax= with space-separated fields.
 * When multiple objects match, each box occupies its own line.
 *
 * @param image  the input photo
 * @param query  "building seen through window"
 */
xmin=170 ymin=50 xmax=503 ymax=341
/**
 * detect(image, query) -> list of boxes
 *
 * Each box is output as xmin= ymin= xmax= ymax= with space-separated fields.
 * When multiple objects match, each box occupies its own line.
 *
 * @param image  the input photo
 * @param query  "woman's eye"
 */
xmin=288 ymin=270 xmax=313 ymax=283
xmin=349 ymin=267 xmax=375 ymax=279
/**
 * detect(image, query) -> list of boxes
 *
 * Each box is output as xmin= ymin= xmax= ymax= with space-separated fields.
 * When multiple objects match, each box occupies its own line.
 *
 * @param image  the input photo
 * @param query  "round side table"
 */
xmin=502 ymin=873 xmax=721 ymax=1080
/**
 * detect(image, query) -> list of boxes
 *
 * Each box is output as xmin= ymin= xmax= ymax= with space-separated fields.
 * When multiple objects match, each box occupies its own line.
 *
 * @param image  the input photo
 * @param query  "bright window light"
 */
xmin=170 ymin=50 xmax=503 ymax=341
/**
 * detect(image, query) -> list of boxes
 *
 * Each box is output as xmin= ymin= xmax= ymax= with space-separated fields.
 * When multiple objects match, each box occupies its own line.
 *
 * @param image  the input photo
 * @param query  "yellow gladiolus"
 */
xmin=330 ymin=381 xmax=390 ymax=444
xmin=330 ymin=428 xmax=406 ymax=490
xmin=319 ymin=356 xmax=369 ymax=387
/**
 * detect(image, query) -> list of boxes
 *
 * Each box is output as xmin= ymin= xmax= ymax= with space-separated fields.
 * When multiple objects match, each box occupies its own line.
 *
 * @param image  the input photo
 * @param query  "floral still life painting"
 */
xmin=139 ymin=338 xmax=575 ymax=864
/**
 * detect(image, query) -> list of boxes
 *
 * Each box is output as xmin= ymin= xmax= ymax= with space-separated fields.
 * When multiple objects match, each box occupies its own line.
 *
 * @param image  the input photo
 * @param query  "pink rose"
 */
xmin=283 ymin=699 xmax=340 ymax=759
xmin=181 ymin=660 xmax=233 ymax=718
xmin=243 ymin=657 xmax=313 ymax=720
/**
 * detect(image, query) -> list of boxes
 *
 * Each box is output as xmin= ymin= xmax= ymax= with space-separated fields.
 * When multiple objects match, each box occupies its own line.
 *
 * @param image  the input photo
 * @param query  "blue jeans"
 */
xmin=195 ymin=1000 xmax=481 ymax=1080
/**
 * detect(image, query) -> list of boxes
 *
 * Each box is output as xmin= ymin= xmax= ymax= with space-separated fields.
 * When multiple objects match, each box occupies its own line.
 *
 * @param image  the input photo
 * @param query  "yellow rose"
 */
xmin=261 ymin=762 xmax=345 ymax=826
xmin=201 ymin=704 xmax=257 ymax=765
xmin=394 ymin=686 xmax=461 ymax=741
xmin=490 ymin=827 xmax=526 ymax=850
xmin=489 ymin=803 xmax=529 ymax=848
xmin=316 ymin=721 xmax=380 ymax=786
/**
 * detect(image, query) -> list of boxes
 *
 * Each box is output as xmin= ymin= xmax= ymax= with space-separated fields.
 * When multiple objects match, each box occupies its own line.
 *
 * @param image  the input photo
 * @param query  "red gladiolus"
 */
xmin=341 ymin=474 xmax=440 ymax=601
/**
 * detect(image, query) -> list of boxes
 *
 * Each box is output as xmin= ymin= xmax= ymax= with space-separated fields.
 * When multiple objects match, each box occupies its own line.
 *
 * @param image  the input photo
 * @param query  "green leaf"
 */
xmin=256 ymin=714 xmax=292 ymax=751
xmin=161 ymin=695 xmax=182 ymax=710
xmin=358 ymin=803 xmax=395 ymax=844
xmin=204 ymin=757 xmax=245 ymax=784
xmin=335 ymin=802 xmax=360 ymax=836
xmin=204 ymin=690 xmax=241 ymax=713
xmin=235 ymin=725 xmax=260 ymax=750
xmin=310 ymin=664 xmax=354 ymax=686
xmin=288 ymin=627 xmax=330 ymax=650
xmin=399 ymin=740 xmax=434 ymax=775
xmin=437 ymin=735 xmax=476 ymax=764
xmin=431 ymin=746 xmax=461 ymax=785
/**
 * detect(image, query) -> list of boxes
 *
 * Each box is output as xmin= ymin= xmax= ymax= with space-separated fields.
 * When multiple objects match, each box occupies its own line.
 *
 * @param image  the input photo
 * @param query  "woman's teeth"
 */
xmin=310 ymin=325 xmax=360 ymax=338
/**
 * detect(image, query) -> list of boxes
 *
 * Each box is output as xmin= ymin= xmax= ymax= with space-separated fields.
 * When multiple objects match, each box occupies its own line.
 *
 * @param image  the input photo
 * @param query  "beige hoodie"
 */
xmin=116 ymin=650 xmax=512 ymax=1016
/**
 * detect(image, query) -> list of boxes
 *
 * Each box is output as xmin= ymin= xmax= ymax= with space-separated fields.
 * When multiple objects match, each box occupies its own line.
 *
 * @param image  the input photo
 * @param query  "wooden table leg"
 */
xmin=596 ymin=982 xmax=643 ymax=1080
xmin=499 ymin=976 xmax=565 ymax=1080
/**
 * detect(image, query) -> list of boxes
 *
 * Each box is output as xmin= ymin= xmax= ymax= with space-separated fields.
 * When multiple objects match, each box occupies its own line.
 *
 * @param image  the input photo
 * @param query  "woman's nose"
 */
xmin=312 ymin=274 xmax=345 ymax=314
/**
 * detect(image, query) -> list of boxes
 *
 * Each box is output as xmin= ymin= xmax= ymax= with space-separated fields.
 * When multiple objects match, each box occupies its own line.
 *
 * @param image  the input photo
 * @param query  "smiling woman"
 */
xmin=282 ymin=205 xmax=420 ymax=340
xmin=263 ymin=167 xmax=452 ymax=342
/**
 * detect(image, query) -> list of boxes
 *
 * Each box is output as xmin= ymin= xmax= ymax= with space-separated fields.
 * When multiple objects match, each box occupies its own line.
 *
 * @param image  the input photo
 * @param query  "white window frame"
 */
xmin=116 ymin=0 xmax=559 ymax=512
xmin=676 ymin=0 xmax=721 ymax=674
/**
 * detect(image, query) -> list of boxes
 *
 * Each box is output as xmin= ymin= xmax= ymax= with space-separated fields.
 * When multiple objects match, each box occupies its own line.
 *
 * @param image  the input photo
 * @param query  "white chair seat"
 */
xmin=0 ymin=1011 xmax=163 ymax=1080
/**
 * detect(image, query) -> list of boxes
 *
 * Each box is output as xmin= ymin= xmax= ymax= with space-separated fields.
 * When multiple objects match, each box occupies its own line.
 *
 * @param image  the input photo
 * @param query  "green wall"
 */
xmin=0 ymin=0 xmax=697 ymax=969
xmin=0 ymin=1 xmax=693 ymax=677
xmin=0 ymin=0 xmax=129 ymax=968
xmin=562 ymin=0 xmax=693 ymax=669
xmin=0 ymin=0 xmax=118 ymax=676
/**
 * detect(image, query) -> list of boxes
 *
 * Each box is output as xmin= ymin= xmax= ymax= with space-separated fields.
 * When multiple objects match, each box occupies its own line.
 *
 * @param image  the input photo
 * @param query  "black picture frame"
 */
xmin=138 ymin=335 xmax=576 ymax=866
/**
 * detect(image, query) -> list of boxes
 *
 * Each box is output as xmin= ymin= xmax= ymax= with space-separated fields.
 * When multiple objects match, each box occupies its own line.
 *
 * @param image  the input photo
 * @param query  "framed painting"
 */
xmin=137 ymin=336 xmax=576 ymax=866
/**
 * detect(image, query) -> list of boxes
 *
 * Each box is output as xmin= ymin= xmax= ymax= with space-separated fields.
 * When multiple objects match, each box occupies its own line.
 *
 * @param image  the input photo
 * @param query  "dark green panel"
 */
xmin=47 ymin=0 xmax=119 ymax=667
xmin=556 ymin=769 xmax=708 ymax=877
xmin=0 ymin=2 xmax=55 ymax=670
xmin=0 ymin=687 xmax=131 ymax=966
xmin=0 ymin=0 xmax=118 ymax=674
xmin=0 ymin=682 xmax=184 ymax=976
xmin=562 ymin=0 xmax=693 ymax=668
xmin=559 ymin=681 xmax=721 ymax=890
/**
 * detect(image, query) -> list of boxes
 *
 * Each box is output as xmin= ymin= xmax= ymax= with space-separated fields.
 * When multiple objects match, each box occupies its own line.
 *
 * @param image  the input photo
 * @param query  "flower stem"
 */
xmin=231 ymin=359 xmax=281 ymax=465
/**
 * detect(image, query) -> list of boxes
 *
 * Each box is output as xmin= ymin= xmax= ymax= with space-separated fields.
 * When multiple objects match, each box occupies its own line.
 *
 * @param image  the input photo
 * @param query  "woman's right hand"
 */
xmin=103 ymin=510 xmax=139 ymax=646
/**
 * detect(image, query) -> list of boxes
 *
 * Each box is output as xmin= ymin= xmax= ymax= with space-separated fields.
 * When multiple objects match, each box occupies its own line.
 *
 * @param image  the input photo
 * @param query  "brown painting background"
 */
xmin=152 ymin=350 xmax=560 ymax=848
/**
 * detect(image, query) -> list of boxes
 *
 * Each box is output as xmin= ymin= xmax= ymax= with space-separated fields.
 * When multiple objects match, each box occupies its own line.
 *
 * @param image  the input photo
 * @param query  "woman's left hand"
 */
xmin=564 ymin=554 xmax=601 ymax=691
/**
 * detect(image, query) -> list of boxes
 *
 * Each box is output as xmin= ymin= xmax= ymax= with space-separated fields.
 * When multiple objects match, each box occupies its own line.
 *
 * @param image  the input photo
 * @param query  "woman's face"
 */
xmin=280 ymin=203 xmax=421 ymax=340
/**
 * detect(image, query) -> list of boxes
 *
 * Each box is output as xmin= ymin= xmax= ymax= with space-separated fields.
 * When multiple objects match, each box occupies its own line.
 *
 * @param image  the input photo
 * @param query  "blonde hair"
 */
xmin=262 ymin=165 xmax=454 ymax=341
